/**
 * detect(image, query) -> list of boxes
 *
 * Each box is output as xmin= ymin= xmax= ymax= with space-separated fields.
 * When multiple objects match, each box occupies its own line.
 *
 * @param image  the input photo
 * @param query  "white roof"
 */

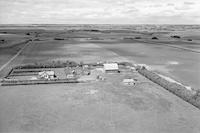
xmin=39 ymin=71 xmax=55 ymax=76
xmin=103 ymin=63 xmax=119 ymax=70
xmin=123 ymin=79 xmax=135 ymax=83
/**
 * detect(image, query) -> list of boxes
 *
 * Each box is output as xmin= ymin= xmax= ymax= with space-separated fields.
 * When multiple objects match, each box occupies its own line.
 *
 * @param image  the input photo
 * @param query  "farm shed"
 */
xmin=103 ymin=63 xmax=119 ymax=72
xmin=123 ymin=78 xmax=136 ymax=85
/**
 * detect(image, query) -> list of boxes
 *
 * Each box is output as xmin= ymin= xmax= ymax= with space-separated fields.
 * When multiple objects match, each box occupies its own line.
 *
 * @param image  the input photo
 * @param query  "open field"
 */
xmin=100 ymin=42 xmax=200 ymax=89
xmin=0 ymin=25 xmax=200 ymax=133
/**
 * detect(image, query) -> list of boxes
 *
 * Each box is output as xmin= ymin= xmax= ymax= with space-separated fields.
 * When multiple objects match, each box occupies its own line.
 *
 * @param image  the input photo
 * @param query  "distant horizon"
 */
xmin=0 ymin=23 xmax=200 ymax=25
xmin=0 ymin=0 xmax=199 ymax=24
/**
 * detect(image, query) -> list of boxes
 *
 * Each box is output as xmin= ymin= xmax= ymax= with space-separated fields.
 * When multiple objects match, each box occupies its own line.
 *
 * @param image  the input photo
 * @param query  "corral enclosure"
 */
xmin=0 ymin=25 xmax=200 ymax=133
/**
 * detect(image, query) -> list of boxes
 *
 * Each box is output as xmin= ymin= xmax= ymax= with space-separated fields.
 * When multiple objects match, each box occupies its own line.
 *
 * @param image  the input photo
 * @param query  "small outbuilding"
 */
xmin=123 ymin=78 xmax=136 ymax=85
xmin=66 ymin=74 xmax=75 ymax=79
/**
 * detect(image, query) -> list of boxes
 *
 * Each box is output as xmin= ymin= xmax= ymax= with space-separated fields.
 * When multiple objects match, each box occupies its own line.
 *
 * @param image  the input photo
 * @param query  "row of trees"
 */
xmin=14 ymin=61 xmax=78 ymax=69
xmin=137 ymin=67 xmax=200 ymax=109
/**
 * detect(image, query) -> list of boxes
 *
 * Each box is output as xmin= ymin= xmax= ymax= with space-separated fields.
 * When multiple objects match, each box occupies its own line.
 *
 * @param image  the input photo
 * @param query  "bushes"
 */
xmin=14 ymin=61 xmax=78 ymax=69
xmin=135 ymin=37 xmax=141 ymax=39
xmin=54 ymin=37 xmax=64 ymax=40
xmin=0 ymin=39 xmax=5 ymax=43
xmin=152 ymin=37 xmax=158 ymax=40
xmin=171 ymin=35 xmax=181 ymax=39
xmin=90 ymin=29 xmax=100 ymax=32
xmin=83 ymin=29 xmax=100 ymax=32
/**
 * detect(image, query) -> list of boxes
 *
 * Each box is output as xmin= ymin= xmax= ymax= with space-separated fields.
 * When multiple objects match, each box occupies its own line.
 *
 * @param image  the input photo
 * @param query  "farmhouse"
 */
xmin=38 ymin=71 xmax=55 ymax=80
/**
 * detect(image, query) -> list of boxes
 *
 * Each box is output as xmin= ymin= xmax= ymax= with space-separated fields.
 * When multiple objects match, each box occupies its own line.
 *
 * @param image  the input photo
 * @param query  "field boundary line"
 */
xmin=133 ymin=40 xmax=200 ymax=53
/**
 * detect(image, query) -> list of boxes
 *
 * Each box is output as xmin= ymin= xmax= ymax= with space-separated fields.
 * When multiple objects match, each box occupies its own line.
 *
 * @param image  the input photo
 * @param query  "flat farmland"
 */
xmin=0 ymin=26 xmax=200 ymax=133
xmin=100 ymin=42 xmax=200 ymax=89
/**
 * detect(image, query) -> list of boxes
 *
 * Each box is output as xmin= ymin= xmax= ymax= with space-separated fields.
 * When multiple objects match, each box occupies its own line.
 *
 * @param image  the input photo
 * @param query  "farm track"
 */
xmin=0 ymin=40 xmax=31 ymax=72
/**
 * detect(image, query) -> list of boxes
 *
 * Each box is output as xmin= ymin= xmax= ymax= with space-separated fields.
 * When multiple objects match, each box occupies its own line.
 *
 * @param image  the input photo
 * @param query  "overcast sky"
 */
xmin=0 ymin=0 xmax=199 ymax=24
